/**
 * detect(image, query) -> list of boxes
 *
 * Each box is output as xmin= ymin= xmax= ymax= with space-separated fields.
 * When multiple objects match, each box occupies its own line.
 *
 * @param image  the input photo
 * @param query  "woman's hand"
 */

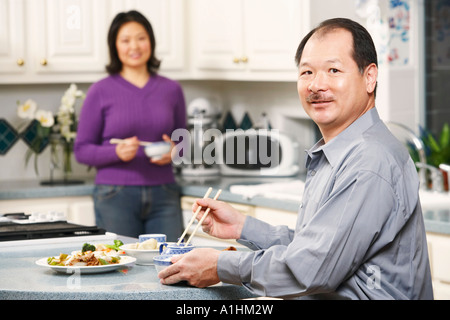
xmin=115 ymin=136 xmax=139 ymax=162
xmin=150 ymin=134 xmax=175 ymax=166
xmin=193 ymin=198 xmax=247 ymax=240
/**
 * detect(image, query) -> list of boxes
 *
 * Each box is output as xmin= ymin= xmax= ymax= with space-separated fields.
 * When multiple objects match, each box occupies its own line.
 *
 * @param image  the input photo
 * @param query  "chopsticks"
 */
xmin=177 ymin=187 xmax=212 ymax=245
xmin=109 ymin=138 xmax=152 ymax=147
xmin=179 ymin=187 xmax=222 ymax=246
xmin=186 ymin=189 xmax=222 ymax=246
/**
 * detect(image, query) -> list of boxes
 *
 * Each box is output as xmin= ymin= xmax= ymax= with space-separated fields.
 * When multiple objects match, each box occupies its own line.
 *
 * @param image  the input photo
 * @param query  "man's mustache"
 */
xmin=306 ymin=93 xmax=335 ymax=103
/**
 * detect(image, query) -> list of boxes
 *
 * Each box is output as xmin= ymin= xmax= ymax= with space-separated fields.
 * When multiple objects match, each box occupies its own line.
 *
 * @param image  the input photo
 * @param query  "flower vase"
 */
xmin=40 ymin=134 xmax=84 ymax=186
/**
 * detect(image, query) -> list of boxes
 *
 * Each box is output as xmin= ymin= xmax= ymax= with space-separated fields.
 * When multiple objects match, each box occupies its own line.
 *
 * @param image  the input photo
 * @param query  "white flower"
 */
xmin=61 ymin=127 xmax=76 ymax=142
xmin=58 ymin=106 xmax=71 ymax=116
xmin=54 ymin=83 xmax=84 ymax=142
xmin=69 ymin=83 xmax=84 ymax=98
xmin=35 ymin=110 xmax=55 ymax=128
xmin=61 ymin=84 xmax=84 ymax=111
xmin=61 ymin=95 xmax=76 ymax=111
xmin=60 ymin=120 xmax=76 ymax=141
xmin=57 ymin=112 xmax=72 ymax=124
xmin=17 ymin=99 xmax=37 ymax=119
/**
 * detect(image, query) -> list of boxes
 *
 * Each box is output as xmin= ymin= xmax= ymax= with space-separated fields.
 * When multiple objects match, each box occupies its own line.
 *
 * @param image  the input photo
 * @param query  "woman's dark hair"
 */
xmin=106 ymin=10 xmax=161 ymax=75
xmin=295 ymin=18 xmax=378 ymax=97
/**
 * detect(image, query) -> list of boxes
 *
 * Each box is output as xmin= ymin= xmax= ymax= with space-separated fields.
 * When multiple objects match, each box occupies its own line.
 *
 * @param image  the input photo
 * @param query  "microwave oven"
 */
xmin=217 ymin=129 xmax=300 ymax=177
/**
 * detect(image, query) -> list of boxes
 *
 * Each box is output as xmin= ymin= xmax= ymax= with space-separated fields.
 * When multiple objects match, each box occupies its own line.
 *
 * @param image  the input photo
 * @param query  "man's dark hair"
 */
xmin=295 ymin=18 xmax=378 ymax=96
xmin=106 ymin=10 xmax=161 ymax=75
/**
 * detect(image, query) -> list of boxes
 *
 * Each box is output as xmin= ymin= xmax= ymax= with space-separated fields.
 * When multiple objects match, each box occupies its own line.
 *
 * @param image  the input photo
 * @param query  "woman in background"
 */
xmin=74 ymin=10 xmax=186 ymax=240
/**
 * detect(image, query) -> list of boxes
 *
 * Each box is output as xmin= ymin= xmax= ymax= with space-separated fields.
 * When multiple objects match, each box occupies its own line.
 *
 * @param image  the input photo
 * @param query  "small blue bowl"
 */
xmin=139 ymin=233 xmax=166 ymax=243
xmin=159 ymin=243 xmax=195 ymax=255
xmin=153 ymin=254 xmax=174 ymax=272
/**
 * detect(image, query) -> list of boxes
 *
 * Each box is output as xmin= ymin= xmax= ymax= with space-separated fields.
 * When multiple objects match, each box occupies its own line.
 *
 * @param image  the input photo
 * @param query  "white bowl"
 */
xmin=144 ymin=142 xmax=172 ymax=160
xmin=120 ymin=243 xmax=160 ymax=265
xmin=153 ymin=254 xmax=176 ymax=273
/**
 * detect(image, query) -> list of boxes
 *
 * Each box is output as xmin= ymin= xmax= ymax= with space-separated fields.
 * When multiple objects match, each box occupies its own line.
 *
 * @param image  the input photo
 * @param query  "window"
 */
xmin=425 ymin=0 xmax=450 ymax=136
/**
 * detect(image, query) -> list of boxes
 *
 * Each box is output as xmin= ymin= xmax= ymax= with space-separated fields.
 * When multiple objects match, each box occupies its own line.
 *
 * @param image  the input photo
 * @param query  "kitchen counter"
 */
xmin=1 ymin=175 xmax=450 ymax=236
xmin=0 ymin=236 xmax=256 ymax=300
xmin=0 ymin=175 xmax=303 ymax=212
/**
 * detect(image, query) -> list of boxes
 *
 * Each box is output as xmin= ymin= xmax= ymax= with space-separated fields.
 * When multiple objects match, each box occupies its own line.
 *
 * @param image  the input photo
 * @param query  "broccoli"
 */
xmin=82 ymin=243 xmax=96 ymax=253
xmin=105 ymin=239 xmax=124 ymax=251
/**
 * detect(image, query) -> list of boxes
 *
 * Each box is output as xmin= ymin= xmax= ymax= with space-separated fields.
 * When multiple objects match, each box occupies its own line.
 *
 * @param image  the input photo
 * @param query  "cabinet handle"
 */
xmin=233 ymin=57 xmax=240 ymax=64
xmin=16 ymin=58 xmax=25 ymax=66
xmin=240 ymin=56 xmax=248 ymax=63
xmin=40 ymin=59 xmax=48 ymax=66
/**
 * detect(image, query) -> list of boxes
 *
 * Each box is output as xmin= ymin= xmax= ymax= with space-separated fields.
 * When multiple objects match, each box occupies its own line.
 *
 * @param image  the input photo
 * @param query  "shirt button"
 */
xmin=310 ymin=170 xmax=316 ymax=176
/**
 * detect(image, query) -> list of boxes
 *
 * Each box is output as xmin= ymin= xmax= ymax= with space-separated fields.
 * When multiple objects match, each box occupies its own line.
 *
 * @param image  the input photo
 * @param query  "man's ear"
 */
xmin=365 ymin=63 xmax=378 ymax=94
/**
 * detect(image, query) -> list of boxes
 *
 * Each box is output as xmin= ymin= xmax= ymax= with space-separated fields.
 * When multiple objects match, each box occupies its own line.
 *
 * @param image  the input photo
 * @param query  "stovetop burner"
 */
xmin=0 ymin=221 xmax=106 ymax=242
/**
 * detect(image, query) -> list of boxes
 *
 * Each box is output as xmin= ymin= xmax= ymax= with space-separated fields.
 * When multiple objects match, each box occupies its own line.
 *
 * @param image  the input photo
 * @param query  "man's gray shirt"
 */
xmin=218 ymin=108 xmax=433 ymax=300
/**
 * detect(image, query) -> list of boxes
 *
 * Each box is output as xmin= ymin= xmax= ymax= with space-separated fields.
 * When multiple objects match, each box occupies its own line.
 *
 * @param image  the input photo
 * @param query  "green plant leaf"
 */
xmin=440 ymin=123 xmax=450 ymax=149
xmin=24 ymin=148 xmax=33 ymax=168
xmin=426 ymin=133 xmax=441 ymax=153
xmin=34 ymin=152 xmax=39 ymax=176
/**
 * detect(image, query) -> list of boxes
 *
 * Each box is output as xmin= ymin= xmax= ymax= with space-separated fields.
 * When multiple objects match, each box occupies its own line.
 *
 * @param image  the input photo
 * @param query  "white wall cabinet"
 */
xmin=32 ymin=0 xmax=109 ymax=76
xmin=0 ymin=0 xmax=185 ymax=84
xmin=0 ymin=0 xmax=26 ymax=76
xmin=190 ymin=0 xmax=310 ymax=81
xmin=0 ymin=0 xmax=109 ymax=84
xmin=0 ymin=0 xmax=308 ymax=84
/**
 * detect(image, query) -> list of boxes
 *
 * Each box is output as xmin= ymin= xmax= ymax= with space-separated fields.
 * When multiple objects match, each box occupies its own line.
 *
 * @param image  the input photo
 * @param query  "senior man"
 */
xmin=158 ymin=18 xmax=433 ymax=300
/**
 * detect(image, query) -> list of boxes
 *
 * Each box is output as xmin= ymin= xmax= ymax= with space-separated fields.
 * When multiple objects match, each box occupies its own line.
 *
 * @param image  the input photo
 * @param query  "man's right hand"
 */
xmin=192 ymin=198 xmax=247 ymax=240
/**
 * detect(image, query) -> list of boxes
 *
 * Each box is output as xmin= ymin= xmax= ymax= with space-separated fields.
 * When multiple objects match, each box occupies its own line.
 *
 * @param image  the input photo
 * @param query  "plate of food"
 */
xmin=35 ymin=240 xmax=136 ymax=274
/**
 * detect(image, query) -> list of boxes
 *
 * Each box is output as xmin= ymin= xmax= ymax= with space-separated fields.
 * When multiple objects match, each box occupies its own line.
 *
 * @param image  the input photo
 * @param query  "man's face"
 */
xmin=297 ymin=28 xmax=377 ymax=141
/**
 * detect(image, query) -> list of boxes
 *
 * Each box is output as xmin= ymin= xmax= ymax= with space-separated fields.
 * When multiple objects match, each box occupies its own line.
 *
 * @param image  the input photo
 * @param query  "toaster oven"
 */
xmin=217 ymin=129 xmax=300 ymax=176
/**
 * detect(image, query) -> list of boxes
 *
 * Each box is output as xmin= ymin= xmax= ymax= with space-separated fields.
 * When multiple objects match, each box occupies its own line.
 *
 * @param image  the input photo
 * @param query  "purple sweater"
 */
xmin=74 ymin=74 xmax=186 ymax=186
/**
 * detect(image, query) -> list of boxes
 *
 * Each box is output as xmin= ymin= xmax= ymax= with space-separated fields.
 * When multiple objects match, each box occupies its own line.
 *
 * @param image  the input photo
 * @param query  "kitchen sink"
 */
xmin=420 ymin=190 xmax=450 ymax=234
xmin=419 ymin=190 xmax=450 ymax=211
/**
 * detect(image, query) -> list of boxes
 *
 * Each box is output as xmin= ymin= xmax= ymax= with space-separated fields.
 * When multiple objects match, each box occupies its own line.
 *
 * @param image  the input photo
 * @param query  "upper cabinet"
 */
xmin=0 ymin=0 xmax=185 ymax=84
xmin=0 ymin=0 xmax=26 ymax=76
xmin=0 ymin=0 xmax=309 ymax=84
xmin=32 ymin=0 xmax=109 ymax=77
xmin=0 ymin=0 xmax=109 ymax=84
xmin=190 ymin=0 xmax=310 ymax=81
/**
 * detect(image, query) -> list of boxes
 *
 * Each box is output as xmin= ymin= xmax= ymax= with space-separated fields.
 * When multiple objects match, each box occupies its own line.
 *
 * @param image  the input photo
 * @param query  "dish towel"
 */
xmin=229 ymin=180 xmax=305 ymax=202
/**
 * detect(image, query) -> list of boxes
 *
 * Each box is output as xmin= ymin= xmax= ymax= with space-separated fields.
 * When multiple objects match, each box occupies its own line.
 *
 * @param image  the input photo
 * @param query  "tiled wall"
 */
xmin=0 ymin=119 xmax=48 ymax=156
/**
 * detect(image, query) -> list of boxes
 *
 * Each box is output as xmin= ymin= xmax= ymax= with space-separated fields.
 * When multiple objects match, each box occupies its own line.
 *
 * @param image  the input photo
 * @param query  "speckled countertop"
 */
xmin=0 ymin=237 xmax=256 ymax=300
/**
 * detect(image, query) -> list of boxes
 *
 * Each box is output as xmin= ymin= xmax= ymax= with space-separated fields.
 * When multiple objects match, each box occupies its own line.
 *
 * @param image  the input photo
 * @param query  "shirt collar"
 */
xmin=306 ymin=108 xmax=381 ymax=168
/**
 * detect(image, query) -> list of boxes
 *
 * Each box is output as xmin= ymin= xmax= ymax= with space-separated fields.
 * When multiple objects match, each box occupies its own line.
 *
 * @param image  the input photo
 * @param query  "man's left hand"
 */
xmin=158 ymin=248 xmax=221 ymax=288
